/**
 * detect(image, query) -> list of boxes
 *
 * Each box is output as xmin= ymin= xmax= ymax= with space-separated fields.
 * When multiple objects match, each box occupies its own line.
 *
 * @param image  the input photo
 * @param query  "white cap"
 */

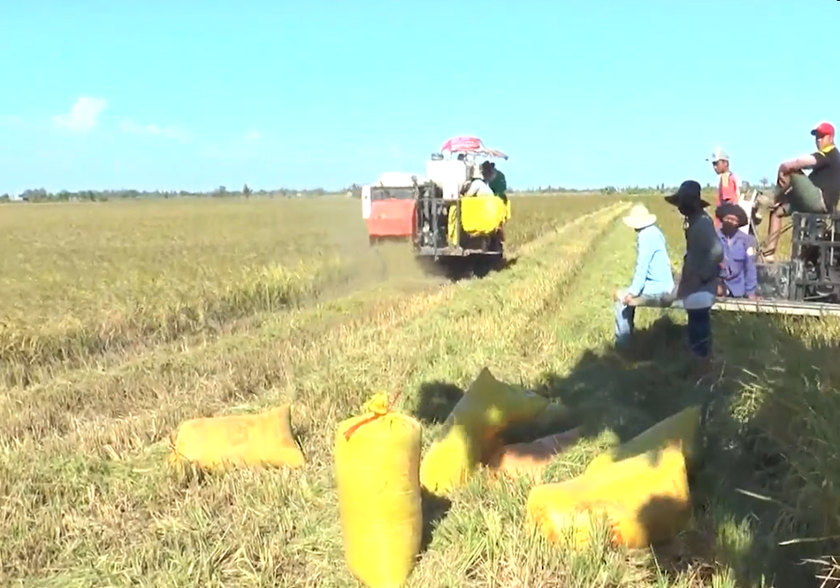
xmin=707 ymin=147 xmax=729 ymax=163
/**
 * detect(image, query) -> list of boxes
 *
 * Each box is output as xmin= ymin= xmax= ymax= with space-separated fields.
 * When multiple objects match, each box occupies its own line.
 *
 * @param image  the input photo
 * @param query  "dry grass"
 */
xmin=1 ymin=193 xmax=839 ymax=587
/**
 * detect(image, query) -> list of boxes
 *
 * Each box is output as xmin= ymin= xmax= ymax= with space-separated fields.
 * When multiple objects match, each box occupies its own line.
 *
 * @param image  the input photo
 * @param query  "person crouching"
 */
xmin=715 ymin=203 xmax=758 ymax=300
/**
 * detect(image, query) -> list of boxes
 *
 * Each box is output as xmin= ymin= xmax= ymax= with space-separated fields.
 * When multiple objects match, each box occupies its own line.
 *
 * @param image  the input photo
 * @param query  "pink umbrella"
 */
xmin=440 ymin=136 xmax=508 ymax=160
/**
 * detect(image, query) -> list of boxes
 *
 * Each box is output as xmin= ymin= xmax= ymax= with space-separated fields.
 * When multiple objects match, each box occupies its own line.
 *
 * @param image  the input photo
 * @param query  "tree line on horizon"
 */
xmin=1 ymin=177 xmax=773 ymax=203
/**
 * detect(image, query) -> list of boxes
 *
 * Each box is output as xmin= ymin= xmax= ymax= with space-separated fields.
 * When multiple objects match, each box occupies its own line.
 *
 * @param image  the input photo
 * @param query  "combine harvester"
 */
xmin=632 ymin=197 xmax=840 ymax=317
xmin=414 ymin=136 xmax=510 ymax=278
xmin=361 ymin=136 xmax=510 ymax=279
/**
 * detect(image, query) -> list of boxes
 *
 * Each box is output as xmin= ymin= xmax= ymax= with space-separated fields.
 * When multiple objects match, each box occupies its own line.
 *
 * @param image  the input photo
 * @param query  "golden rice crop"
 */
xmin=0 ymin=194 xmax=604 ymax=386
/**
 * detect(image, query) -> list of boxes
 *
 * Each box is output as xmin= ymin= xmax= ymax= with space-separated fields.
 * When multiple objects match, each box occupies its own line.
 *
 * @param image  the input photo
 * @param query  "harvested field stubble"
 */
xmin=0 ymin=194 xmax=612 ymax=586
xmin=5 ymin=192 xmax=840 ymax=587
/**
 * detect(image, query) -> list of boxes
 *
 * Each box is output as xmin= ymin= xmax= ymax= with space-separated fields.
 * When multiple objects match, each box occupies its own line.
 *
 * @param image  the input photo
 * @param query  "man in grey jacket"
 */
xmin=665 ymin=180 xmax=724 ymax=371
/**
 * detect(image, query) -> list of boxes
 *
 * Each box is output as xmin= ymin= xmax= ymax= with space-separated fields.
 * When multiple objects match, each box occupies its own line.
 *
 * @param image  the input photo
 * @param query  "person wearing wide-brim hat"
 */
xmin=714 ymin=203 xmax=758 ymax=300
xmin=665 ymin=180 xmax=724 ymax=374
xmin=613 ymin=204 xmax=675 ymax=347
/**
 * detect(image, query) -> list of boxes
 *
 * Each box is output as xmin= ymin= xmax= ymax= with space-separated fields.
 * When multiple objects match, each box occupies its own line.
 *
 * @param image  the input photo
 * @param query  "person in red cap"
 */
xmin=763 ymin=121 xmax=840 ymax=260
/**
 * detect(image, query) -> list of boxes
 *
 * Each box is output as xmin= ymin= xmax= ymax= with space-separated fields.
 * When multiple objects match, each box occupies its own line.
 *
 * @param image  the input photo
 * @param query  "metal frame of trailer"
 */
xmin=629 ymin=296 xmax=840 ymax=317
xmin=628 ymin=211 xmax=840 ymax=318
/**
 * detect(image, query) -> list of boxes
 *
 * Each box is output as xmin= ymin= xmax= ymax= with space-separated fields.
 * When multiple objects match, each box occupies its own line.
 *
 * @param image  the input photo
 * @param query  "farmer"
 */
xmin=763 ymin=122 xmax=840 ymax=261
xmin=665 ymin=180 xmax=723 ymax=372
xmin=463 ymin=165 xmax=494 ymax=197
xmin=481 ymin=161 xmax=508 ymax=203
xmin=715 ymin=203 xmax=758 ymax=299
xmin=707 ymin=148 xmax=741 ymax=229
xmin=614 ymin=204 xmax=674 ymax=347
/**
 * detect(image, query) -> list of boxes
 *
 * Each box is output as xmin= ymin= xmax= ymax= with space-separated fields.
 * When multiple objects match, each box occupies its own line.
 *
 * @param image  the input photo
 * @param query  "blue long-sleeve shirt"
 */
xmin=628 ymin=225 xmax=675 ymax=297
xmin=717 ymin=229 xmax=758 ymax=297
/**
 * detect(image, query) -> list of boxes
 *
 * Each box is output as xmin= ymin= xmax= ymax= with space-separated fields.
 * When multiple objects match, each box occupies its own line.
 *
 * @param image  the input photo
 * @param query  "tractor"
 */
xmin=412 ymin=136 xmax=510 ymax=279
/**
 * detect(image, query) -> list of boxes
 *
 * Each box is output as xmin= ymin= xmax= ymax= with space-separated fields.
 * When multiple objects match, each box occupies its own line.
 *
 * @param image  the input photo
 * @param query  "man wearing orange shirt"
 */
xmin=707 ymin=148 xmax=740 ymax=229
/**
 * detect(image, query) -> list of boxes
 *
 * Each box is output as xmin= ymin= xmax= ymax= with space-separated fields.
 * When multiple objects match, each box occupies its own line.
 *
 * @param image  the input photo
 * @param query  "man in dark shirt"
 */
xmin=763 ymin=122 xmax=840 ymax=260
xmin=665 ymin=181 xmax=723 ymax=374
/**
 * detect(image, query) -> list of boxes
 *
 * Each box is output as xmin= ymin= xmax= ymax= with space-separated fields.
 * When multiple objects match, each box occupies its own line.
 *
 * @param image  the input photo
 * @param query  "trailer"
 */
xmin=630 ymin=211 xmax=840 ymax=317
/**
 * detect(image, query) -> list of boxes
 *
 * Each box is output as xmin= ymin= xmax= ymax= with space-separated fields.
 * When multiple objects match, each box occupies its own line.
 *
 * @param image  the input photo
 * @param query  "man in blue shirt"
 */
xmin=715 ymin=203 xmax=758 ymax=299
xmin=615 ymin=204 xmax=675 ymax=346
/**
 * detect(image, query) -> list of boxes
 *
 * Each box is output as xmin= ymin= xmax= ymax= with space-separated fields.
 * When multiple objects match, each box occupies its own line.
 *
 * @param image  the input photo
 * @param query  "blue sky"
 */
xmin=0 ymin=1 xmax=835 ymax=193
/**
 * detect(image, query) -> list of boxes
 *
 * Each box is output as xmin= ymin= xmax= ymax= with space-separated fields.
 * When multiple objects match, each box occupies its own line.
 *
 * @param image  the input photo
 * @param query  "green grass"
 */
xmin=1 ymin=194 xmax=839 ymax=587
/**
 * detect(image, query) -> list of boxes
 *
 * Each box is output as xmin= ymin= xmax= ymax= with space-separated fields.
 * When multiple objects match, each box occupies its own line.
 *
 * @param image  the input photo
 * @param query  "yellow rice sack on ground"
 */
xmin=527 ymin=444 xmax=691 ymax=549
xmin=420 ymin=367 xmax=549 ymax=496
xmin=168 ymin=404 xmax=305 ymax=469
xmin=336 ymin=394 xmax=423 ymax=588
xmin=461 ymin=196 xmax=507 ymax=235
xmin=585 ymin=405 xmax=701 ymax=476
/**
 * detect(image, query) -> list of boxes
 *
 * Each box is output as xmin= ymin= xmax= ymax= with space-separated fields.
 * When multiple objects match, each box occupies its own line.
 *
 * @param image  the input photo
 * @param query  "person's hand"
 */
xmin=778 ymin=163 xmax=790 ymax=175
xmin=623 ymin=293 xmax=634 ymax=305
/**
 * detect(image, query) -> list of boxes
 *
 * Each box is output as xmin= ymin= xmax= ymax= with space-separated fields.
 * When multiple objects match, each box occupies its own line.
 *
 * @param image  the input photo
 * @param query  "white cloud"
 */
xmin=119 ymin=118 xmax=190 ymax=142
xmin=52 ymin=97 xmax=107 ymax=132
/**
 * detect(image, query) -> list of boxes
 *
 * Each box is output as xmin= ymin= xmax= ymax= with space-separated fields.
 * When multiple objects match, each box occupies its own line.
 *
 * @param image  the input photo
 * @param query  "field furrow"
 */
xmin=6 ymin=193 xmax=835 ymax=588
xmin=0 ymin=201 xmax=623 ymax=585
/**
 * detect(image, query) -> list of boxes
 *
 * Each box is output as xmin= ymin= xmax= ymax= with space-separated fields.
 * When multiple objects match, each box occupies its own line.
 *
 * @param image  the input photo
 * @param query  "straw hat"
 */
xmin=622 ymin=204 xmax=657 ymax=230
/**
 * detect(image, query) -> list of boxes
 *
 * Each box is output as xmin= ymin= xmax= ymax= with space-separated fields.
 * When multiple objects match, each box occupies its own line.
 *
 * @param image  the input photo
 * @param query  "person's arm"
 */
xmin=497 ymin=172 xmax=507 ymax=193
xmin=728 ymin=172 xmax=741 ymax=203
xmin=744 ymin=237 xmax=758 ymax=297
xmin=780 ymin=152 xmax=824 ymax=174
xmin=627 ymin=231 xmax=654 ymax=297
xmin=464 ymin=180 xmax=480 ymax=197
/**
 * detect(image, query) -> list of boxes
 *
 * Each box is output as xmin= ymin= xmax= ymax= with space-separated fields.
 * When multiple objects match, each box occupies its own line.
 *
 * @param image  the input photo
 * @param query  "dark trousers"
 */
xmin=686 ymin=308 xmax=712 ymax=358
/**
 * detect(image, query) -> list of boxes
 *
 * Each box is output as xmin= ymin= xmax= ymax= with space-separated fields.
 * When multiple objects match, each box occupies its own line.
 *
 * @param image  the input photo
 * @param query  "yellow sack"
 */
xmin=335 ymin=394 xmax=423 ymax=588
xmin=585 ymin=405 xmax=701 ymax=477
xmin=504 ymin=200 xmax=512 ymax=222
xmin=168 ymin=404 xmax=305 ymax=469
xmin=526 ymin=444 xmax=691 ymax=549
xmin=420 ymin=367 xmax=549 ymax=496
xmin=461 ymin=196 xmax=507 ymax=235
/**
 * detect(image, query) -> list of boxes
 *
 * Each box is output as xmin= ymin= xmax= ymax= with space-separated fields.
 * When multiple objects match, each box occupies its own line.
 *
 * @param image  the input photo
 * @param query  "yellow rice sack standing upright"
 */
xmin=335 ymin=394 xmax=423 ymax=588
xmin=419 ymin=367 xmax=549 ymax=496
xmin=585 ymin=405 xmax=701 ymax=477
xmin=168 ymin=403 xmax=305 ymax=470
xmin=526 ymin=444 xmax=691 ymax=550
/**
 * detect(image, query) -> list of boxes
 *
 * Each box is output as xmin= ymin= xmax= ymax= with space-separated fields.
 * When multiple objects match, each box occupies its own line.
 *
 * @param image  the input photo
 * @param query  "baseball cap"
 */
xmin=811 ymin=121 xmax=835 ymax=137
xmin=706 ymin=147 xmax=729 ymax=163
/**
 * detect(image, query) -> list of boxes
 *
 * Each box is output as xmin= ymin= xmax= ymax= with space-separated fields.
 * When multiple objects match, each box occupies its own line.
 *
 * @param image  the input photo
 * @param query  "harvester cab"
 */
xmin=362 ymin=171 xmax=426 ymax=245
xmin=413 ymin=136 xmax=509 ymax=276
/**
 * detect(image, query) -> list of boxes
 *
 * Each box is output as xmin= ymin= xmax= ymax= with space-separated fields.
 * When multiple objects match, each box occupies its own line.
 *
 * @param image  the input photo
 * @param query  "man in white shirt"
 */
xmin=463 ymin=166 xmax=495 ymax=197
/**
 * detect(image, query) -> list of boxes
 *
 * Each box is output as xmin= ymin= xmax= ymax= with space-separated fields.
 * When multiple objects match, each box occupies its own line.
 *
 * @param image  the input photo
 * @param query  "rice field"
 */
xmin=1 ymin=193 xmax=839 ymax=588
